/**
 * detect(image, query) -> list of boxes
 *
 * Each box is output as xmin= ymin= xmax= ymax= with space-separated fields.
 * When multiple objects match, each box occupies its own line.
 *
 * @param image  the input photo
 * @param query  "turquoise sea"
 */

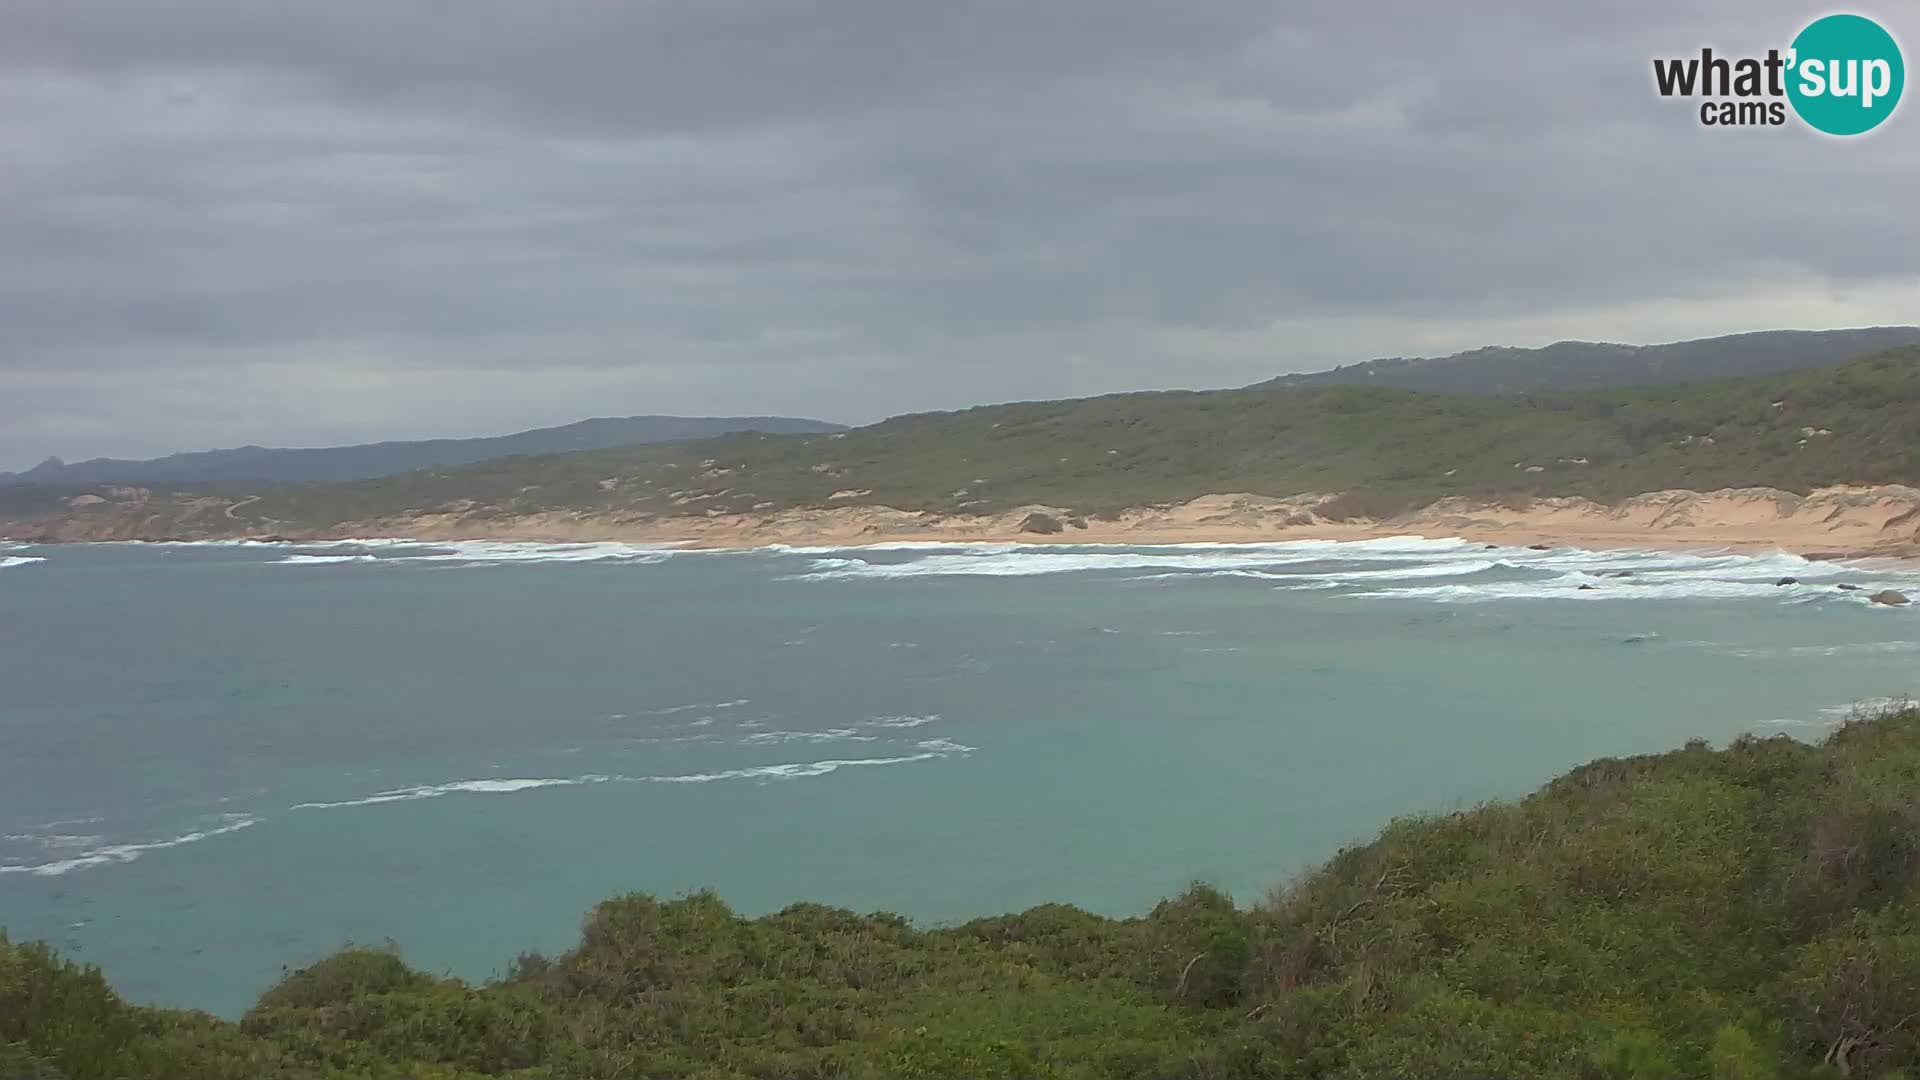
xmin=2 ymin=536 xmax=1917 ymax=1017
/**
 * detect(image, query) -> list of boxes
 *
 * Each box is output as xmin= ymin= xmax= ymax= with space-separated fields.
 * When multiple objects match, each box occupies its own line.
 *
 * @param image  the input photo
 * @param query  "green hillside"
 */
xmin=246 ymin=346 xmax=1919 ymax=528
xmin=5 ymin=346 xmax=1919 ymax=538
xmin=0 ymin=416 xmax=846 ymax=490
xmin=1270 ymin=327 xmax=1920 ymax=396
xmin=10 ymin=704 xmax=1920 ymax=1078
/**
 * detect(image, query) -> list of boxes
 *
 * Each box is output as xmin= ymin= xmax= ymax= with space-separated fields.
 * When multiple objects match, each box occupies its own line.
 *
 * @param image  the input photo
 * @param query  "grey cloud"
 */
xmin=1 ymin=0 xmax=1915 ymax=467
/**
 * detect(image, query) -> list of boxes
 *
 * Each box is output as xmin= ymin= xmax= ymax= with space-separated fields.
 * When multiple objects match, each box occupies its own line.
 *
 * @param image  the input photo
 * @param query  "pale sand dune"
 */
xmin=309 ymin=484 xmax=1920 ymax=559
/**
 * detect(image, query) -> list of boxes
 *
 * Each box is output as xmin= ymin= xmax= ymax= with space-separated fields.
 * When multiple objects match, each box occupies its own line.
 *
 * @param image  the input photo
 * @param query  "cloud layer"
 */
xmin=3 ymin=0 xmax=1915 ymax=466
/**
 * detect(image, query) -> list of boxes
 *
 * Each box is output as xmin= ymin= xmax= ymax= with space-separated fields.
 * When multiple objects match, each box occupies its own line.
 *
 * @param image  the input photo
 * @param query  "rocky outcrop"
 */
xmin=1870 ymin=590 xmax=1911 ymax=606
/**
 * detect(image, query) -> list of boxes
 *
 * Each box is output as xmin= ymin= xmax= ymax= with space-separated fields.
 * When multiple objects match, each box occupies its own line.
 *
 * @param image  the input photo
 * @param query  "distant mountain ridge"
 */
xmin=0 ymin=415 xmax=846 ymax=488
xmin=1267 ymin=326 xmax=1920 ymax=395
xmin=12 ymin=328 xmax=1912 ymax=490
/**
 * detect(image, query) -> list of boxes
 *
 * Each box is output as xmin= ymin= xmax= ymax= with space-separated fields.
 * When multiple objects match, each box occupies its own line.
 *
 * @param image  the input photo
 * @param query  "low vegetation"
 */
xmin=10 ymin=704 xmax=1920 ymax=1078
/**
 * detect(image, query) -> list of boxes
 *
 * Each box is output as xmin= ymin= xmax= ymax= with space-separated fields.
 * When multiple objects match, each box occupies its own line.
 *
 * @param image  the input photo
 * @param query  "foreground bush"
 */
xmin=9 ymin=706 xmax=1920 ymax=1078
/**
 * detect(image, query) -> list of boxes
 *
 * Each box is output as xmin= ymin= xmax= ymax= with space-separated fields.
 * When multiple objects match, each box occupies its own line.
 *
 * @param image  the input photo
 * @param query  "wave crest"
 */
xmin=0 ymin=815 xmax=259 ymax=877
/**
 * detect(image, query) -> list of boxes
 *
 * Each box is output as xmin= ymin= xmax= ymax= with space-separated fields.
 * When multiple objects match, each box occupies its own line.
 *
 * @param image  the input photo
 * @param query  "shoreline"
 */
xmin=9 ymin=484 xmax=1920 ymax=561
xmin=254 ymin=483 xmax=1920 ymax=563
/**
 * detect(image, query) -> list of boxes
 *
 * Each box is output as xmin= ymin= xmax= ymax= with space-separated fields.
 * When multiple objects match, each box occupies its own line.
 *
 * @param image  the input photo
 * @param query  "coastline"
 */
xmin=271 ymin=483 xmax=1920 ymax=562
xmin=9 ymin=484 xmax=1920 ymax=561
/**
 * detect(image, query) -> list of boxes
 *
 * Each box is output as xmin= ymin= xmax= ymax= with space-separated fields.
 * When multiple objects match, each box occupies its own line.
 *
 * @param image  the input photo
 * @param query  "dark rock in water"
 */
xmin=1604 ymin=570 xmax=1635 ymax=578
xmin=1869 ymin=589 xmax=1911 ymax=606
xmin=1622 ymin=633 xmax=1657 ymax=644
xmin=1576 ymin=584 xmax=1597 ymax=591
xmin=1018 ymin=512 xmax=1064 ymax=535
xmin=1484 ymin=544 xmax=1499 ymax=549
xmin=1837 ymin=583 xmax=1862 ymax=591
xmin=1775 ymin=577 xmax=1799 ymax=586
xmin=1527 ymin=543 xmax=1552 ymax=551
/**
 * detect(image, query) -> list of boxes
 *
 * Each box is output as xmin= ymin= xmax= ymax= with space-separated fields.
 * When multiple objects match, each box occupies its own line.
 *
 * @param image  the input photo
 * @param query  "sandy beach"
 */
xmin=244 ymin=483 xmax=1920 ymax=561
xmin=10 ymin=484 xmax=1920 ymax=561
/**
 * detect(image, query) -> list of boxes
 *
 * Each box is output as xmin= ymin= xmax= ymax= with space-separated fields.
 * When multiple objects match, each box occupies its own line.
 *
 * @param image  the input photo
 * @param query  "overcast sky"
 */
xmin=2 ymin=1 xmax=1915 ymax=468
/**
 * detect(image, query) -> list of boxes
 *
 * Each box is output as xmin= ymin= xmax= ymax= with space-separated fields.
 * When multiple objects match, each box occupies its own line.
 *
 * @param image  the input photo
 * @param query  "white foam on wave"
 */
xmin=1817 ymin=696 xmax=1913 ymax=719
xmin=276 ymin=554 xmax=378 ymax=565
xmin=289 ymin=777 xmax=602 ymax=809
xmin=803 ymin=557 xmax=866 ymax=571
xmin=0 ymin=814 xmax=259 ymax=877
xmin=387 ymin=540 xmax=681 ymax=566
xmin=777 ymin=537 xmax=1902 ymax=602
xmin=26 ymin=815 xmax=106 ymax=829
xmin=773 ymin=537 xmax=1483 ymax=557
xmin=1355 ymin=576 xmax=1833 ymax=603
xmin=1697 ymin=640 xmax=1920 ymax=659
xmin=738 ymin=728 xmax=878 ymax=745
xmin=1127 ymin=568 xmax=1314 ymax=583
xmin=2 ymin=832 xmax=105 ymax=851
xmin=789 ymin=536 xmax=1483 ymax=580
xmin=254 ymin=540 xmax=678 ymax=567
xmin=131 ymin=539 xmax=290 ymax=547
xmin=767 ymin=541 xmax=1019 ymax=556
xmin=1768 ymin=696 xmax=1915 ymax=728
xmin=100 ymin=537 xmax=420 ymax=548
xmin=915 ymin=737 xmax=978 ymax=754
xmin=1292 ymin=558 xmax=1508 ymax=583
xmin=290 ymin=743 xmax=976 ymax=812
xmin=657 ymin=752 xmax=961 ymax=782
xmin=640 ymin=699 xmax=750 ymax=717
xmin=276 ymin=538 xmax=423 ymax=548
xmin=0 ymin=555 xmax=46 ymax=570
xmin=867 ymin=714 xmax=940 ymax=729
xmin=1337 ymin=546 xmax=1920 ymax=605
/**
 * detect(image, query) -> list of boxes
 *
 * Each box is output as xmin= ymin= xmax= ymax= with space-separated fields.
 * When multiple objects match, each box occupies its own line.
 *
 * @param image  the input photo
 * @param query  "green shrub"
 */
xmin=248 ymin=943 xmax=435 ymax=1012
xmin=7 ymin=706 xmax=1920 ymax=1078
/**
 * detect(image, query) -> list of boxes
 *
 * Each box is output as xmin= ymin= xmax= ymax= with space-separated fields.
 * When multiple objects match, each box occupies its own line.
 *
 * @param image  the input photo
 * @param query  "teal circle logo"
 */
xmin=1787 ymin=14 xmax=1904 ymax=135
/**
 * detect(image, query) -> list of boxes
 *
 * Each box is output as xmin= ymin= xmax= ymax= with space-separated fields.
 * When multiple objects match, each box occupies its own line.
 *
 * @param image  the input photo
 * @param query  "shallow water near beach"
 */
xmin=2 ymin=536 xmax=1918 ymax=1016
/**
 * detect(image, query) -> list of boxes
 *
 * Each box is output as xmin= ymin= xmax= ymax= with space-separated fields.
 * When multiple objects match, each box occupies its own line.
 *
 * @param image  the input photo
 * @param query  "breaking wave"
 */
xmin=289 ymin=745 xmax=977 ymax=812
xmin=259 ymin=540 xmax=684 ymax=567
xmin=773 ymin=536 xmax=1919 ymax=606
xmin=380 ymin=541 xmax=679 ymax=565
xmin=0 ymin=815 xmax=260 ymax=878
xmin=1767 ymin=696 xmax=1916 ymax=728
xmin=277 ymin=554 xmax=378 ymax=565
xmin=867 ymin=714 xmax=941 ymax=729
xmin=640 ymin=699 xmax=751 ymax=716
xmin=737 ymin=729 xmax=878 ymax=746
xmin=787 ymin=536 xmax=1481 ymax=580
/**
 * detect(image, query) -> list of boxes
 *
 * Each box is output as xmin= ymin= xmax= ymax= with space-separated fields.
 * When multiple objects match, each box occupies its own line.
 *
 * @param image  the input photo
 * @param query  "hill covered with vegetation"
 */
xmin=1269 ymin=327 xmax=1920 ymax=396
xmin=4 ymin=345 xmax=1919 ymax=539
xmin=0 ymin=415 xmax=846 ymax=490
xmin=209 ymin=344 xmax=1920 ymax=527
xmin=9 ymin=705 xmax=1920 ymax=1078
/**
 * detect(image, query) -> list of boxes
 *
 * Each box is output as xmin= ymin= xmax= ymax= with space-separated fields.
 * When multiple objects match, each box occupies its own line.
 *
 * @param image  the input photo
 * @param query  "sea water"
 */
xmin=1 ymin=536 xmax=1916 ymax=1016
